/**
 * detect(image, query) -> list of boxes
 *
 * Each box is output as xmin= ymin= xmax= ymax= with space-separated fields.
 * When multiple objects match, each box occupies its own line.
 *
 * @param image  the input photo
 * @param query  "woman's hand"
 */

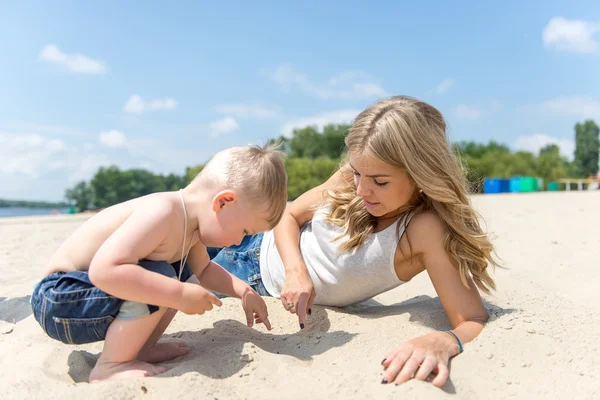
xmin=279 ymin=267 xmax=316 ymax=329
xmin=380 ymin=331 xmax=461 ymax=387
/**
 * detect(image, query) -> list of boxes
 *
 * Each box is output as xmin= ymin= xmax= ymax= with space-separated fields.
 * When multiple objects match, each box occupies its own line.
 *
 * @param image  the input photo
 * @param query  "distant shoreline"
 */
xmin=0 ymin=201 xmax=69 ymax=209
xmin=0 ymin=206 xmax=72 ymax=219
xmin=0 ymin=205 xmax=67 ymax=209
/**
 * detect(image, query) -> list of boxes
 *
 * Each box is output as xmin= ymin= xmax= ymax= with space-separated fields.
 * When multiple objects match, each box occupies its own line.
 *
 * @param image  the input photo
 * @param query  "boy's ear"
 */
xmin=212 ymin=190 xmax=238 ymax=213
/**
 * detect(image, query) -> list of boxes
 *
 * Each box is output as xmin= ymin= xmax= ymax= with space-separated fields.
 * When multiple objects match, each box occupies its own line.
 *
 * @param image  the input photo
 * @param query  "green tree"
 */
xmin=287 ymin=124 xmax=349 ymax=159
xmin=573 ymin=120 xmax=600 ymax=177
xmin=164 ymin=173 xmax=186 ymax=191
xmin=289 ymin=126 xmax=324 ymax=158
xmin=186 ymin=164 xmax=204 ymax=184
xmin=267 ymin=136 xmax=291 ymax=154
xmin=536 ymin=144 xmax=569 ymax=183
xmin=90 ymin=166 xmax=121 ymax=208
xmin=65 ymin=181 xmax=94 ymax=211
xmin=89 ymin=166 xmax=176 ymax=208
xmin=455 ymin=141 xmax=545 ymax=193
xmin=321 ymin=124 xmax=349 ymax=159
xmin=285 ymin=157 xmax=339 ymax=200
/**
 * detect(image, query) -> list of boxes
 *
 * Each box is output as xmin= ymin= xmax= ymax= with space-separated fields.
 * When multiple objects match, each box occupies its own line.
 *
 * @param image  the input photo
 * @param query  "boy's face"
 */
xmin=202 ymin=191 xmax=272 ymax=247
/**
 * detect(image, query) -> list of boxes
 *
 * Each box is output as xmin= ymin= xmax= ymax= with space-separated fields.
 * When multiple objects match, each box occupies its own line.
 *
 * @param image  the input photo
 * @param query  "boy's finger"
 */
xmin=209 ymin=294 xmax=223 ymax=307
xmin=261 ymin=314 xmax=272 ymax=330
xmin=245 ymin=309 xmax=254 ymax=328
xmin=256 ymin=307 xmax=272 ymax=330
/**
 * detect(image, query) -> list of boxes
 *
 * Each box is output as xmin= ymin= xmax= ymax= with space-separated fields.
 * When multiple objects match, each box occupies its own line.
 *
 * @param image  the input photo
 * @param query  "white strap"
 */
xmin=178 ymin=189 xmax=190 ymax=281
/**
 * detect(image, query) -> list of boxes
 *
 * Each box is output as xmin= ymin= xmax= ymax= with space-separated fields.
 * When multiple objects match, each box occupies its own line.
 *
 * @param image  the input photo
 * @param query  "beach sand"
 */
xmin=0 ymin=191 xmax=599 ymax=399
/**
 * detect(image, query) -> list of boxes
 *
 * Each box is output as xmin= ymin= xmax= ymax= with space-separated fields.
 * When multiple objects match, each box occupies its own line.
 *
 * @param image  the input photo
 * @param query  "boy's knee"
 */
xmin=116 ymin=261 xmax=180 ymax=321
xmin=117 ymin=300 xmax=151 ymax=320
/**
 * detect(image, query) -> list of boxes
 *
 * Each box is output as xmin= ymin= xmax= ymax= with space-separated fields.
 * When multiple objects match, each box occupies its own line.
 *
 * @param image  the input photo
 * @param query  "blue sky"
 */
xmin=1 ymin=1 xmax=599 ymax=201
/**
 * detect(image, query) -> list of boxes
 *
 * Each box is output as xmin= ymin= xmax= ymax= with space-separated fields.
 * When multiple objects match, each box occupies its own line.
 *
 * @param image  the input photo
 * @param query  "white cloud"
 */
xmin=39 ymin=44 xmax=107 ymax=74
xmin=0 ymin=126 xmax=218 ymax=201
xmin=47 ymin=139 xmax=66 ymax=152
xmin=5 ymin=121 xmax=89 ymax=137
xmin=281 ymin=109 xmax=360 ymax=137
xmin=514 ymin=133 xmax=575 ymax=160
xmin=543 ymin=17 xmax=600 ymax=54
xmin=209 ymin=117 xmax=239 ymax=137
xmin=214 ymin=104 xmax=278 ymax=119
xmin=271 ymin=64 xmax=387 ymax=100
xmin=454 ymin=105 xmax=481 ymax=120
xmin=99 ymin=130 xmax=127 ymax=148
xmin=431 ymin=78 xmax=454 ymax=95
xmin=124 ymin=95 xmax=178 ymax=114
xmin=525 ymin=96 xmax=600 ymax=120
xmin=66 ymin=153 xmax=114 ymax=183
xmin=0 ymin=133 xmax=66 ymax=177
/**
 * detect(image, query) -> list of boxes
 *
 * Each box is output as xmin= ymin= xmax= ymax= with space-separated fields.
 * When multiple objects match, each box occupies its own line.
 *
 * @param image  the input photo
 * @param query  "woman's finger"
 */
xmin=307 ymin=289 xmax=316 ymax=314
xmin=297 ymin=292 xmax=309 ymax=327
xmin=393 ymin=353 xmax=426 ymax=385
xmin=381 ymin=348 xmax=412 ymax=383
xmin=431 ymin=362 xmax=449 ymax=388
xmin=280 ymin=296 xmax=295 ymax=313
xmin=381 ymin=347 xmax=403 ymax=369
xmin=413 ymin=356 xmax=437 ymax=381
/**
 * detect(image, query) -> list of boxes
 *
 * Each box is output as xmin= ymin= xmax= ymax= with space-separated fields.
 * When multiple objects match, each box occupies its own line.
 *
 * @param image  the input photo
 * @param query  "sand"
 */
xmin=0 ymin=191 xmax=599 ymax=399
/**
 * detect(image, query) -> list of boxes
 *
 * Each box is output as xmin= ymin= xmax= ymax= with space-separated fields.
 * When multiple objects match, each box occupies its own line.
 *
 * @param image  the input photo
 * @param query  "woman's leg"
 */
xmin=208 ymin=234 xmax=270 ymax=297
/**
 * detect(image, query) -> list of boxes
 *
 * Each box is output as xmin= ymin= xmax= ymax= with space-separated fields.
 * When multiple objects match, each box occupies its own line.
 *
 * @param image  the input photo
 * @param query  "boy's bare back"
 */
xmin=44 ymin=191 xmax=198 ymax=277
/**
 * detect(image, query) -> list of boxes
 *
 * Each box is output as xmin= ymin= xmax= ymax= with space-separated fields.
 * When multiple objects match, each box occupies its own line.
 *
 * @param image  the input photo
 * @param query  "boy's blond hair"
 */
xmin=194 ymin=142 xmax=288 ymax=227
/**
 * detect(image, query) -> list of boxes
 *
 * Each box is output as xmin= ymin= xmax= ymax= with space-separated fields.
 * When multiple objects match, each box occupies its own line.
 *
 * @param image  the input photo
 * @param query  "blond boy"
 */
xmin=30 ymin=143 xmax=287 ymax=383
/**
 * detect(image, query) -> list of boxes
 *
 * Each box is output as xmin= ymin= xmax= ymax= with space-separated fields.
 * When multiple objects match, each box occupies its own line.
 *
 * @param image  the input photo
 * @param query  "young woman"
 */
xmin=208 ymin=95 xmax=499 ymax=387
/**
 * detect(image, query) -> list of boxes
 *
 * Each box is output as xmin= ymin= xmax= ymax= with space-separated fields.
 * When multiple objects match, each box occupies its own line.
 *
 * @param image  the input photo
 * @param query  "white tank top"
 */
xmin=259 ymin=207 xmax=412 ymax=307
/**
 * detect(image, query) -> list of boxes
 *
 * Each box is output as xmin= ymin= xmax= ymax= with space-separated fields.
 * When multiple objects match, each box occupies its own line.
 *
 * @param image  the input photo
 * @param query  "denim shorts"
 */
xmin=208 ymin=233 xmax=271 ymax=298
xmin=30 ymin=260 xmax=197 ymax=345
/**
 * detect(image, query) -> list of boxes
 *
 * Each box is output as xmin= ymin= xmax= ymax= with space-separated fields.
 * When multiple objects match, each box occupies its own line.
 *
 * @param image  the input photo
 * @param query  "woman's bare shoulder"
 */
xmin=406 ymin=210 xmax=448 ymax=252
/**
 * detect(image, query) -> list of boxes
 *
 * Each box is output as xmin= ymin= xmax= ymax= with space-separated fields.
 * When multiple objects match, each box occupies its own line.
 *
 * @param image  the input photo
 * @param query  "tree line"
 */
xmin=64 ymin=120 xmax=599 ymax=212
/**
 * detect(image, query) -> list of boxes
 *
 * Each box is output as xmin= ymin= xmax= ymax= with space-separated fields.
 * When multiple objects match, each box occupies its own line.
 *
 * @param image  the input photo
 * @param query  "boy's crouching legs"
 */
xmin=137 ymin=308 xmax=191 ymax=363
xmin=90 ymin=307 xmax=172 ymax=383
xmin=136 ymin=271 xmax=201 ymax=363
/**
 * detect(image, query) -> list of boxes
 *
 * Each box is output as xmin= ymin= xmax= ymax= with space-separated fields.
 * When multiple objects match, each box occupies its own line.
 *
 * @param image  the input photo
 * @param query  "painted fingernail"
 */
xmin=381 ymin=379 xmax=388 ymax=384
xmin=308 ymin=308 xmax=312 ymax=315
xmin=300 ymin=323 xmax=305 ymax=329
xmin=381 ymin=358 xmax=386 ymax=365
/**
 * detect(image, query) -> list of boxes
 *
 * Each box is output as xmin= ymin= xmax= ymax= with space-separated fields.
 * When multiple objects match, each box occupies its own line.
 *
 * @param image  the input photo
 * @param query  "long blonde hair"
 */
xmin=324 ymin=95 xmax=499 ymax=294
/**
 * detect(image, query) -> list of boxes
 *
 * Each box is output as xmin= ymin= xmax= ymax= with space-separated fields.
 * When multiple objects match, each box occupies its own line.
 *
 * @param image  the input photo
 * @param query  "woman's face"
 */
xmin=348 ymin=150 xmax=417 ymax=218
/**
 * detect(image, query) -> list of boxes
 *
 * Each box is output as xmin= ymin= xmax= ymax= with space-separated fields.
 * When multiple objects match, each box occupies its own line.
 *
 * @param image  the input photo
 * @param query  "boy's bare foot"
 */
xmin=89 ymin=360 xmax=167 ymax=383
xmin=137 ymin=341 xmax=191 ymax=363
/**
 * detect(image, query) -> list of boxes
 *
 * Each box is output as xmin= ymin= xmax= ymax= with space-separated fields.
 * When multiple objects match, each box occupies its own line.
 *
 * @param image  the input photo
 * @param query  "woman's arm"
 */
xmin=273 ymin=169 xmax=345 ymax=328
xmin=381 ymin=211 xmax=489 ymax=387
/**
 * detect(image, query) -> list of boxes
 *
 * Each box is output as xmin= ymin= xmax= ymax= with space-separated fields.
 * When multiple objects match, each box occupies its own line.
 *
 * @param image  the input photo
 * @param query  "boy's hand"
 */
xmin=179 ymin=283 xmax=223 ymax=315
xmin=241 ymin=286 xmax=272 ymax=330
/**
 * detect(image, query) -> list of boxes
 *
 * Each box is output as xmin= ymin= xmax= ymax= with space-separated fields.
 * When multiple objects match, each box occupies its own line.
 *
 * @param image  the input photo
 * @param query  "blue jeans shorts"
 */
xmin=30 ymin=260 xmax=198 ymax=345
xmin=208 ymin=233 xmax=271 ymax=298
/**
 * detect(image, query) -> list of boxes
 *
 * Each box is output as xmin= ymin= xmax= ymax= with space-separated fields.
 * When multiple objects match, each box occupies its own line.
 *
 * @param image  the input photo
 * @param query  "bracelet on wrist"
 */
xmin=439 ymin=328 xmax=463 ymax=354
